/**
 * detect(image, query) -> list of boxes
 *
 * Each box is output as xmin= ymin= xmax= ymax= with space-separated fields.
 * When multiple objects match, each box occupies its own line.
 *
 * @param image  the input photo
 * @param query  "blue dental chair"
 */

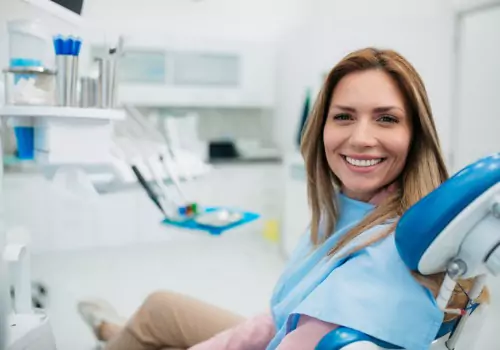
xmin=316 ymin=153 xmax=500 ymax=350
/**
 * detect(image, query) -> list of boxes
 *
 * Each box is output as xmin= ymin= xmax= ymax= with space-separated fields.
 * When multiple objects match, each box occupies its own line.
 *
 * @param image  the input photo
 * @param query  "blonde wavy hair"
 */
xmin=300 ymin=47 xmax=487 ymax=322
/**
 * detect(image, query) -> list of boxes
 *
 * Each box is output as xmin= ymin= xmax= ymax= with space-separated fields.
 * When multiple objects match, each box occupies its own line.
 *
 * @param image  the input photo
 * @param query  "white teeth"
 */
xmin=345 ymin=156 xmax=383 ymax=167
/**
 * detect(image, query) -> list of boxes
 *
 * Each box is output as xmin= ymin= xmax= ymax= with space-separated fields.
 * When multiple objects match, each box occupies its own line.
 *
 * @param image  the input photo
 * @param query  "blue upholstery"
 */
xmin=396 ymin=153 xmax=500 ymax=271
xmin=315 ymin=327 xmax=402 ymax=349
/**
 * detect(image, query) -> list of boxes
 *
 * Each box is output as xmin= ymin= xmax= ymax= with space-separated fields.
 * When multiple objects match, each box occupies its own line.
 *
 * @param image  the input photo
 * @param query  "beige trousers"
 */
xmin=105 ymin=290 xmax=245 ymax=350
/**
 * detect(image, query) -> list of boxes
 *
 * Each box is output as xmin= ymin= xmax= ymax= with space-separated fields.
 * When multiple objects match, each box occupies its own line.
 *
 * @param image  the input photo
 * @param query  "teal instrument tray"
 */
xmin=162 ymin=207 xmax=260 ymax=235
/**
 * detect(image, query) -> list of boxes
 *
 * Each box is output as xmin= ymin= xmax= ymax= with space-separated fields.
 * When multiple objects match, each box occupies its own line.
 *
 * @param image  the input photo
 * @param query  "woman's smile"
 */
xmin=341 ymin=155 xmax=386 ymax=172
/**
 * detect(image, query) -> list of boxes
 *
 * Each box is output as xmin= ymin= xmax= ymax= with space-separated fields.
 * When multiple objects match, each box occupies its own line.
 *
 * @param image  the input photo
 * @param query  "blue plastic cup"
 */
xmin=9 ymin=58 xmax=40 ymax=160
xmin=14 ymin=126 xmax=34 ymax=159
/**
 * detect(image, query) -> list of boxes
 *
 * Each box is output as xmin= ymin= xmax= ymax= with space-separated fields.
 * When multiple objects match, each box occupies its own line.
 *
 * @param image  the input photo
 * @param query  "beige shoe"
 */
xmin=77 ymin=298 xmax=125 ymax=341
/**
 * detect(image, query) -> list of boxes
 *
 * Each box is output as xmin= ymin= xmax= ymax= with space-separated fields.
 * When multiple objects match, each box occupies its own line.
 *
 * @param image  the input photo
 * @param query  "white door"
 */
xmin=452 ymin=5 xmax=500 ymax=173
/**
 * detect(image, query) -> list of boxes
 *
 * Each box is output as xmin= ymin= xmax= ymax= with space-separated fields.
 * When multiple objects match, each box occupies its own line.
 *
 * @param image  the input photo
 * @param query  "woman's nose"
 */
xmin=348 ymin=120 xmax=377 ymax=148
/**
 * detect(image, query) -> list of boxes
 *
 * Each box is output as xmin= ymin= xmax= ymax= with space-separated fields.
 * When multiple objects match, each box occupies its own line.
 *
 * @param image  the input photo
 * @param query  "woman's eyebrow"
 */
xmin=331 ymin=105 xmax=405 ymax=113
xmin=330 ymin=105 xmax=356 ymax=112
xmin=373 ymin=106 xmax=405 ymax=113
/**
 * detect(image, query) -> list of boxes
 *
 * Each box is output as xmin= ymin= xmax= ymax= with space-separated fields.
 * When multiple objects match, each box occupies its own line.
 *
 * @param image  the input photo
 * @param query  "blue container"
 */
xmin=10 ymin=58 xmax=42 ymax=83
xmin=14 ymin=126 xmax=35 ymax=160
xmin=10 ymin=58 xmax=40 ymax=160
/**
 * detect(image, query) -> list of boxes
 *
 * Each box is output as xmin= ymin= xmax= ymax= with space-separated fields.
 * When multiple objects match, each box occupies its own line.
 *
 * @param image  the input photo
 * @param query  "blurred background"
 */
xmin=0 ymin=0 xmax=499 ymax=349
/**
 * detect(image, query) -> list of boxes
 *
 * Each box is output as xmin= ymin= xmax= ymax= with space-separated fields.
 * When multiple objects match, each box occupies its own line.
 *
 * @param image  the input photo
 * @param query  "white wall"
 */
xmin=451 ymin=3 xmax=500 ymax=171
xmin=453 ymin=0 xmax=500 ymax=11
xmin=81 ymin=0 xmax=307 ymax=42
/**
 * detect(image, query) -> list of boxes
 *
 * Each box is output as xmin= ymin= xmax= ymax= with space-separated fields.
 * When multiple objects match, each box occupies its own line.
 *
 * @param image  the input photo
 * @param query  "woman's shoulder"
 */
xmin=330 ymin=220 xmax=397 ymax=257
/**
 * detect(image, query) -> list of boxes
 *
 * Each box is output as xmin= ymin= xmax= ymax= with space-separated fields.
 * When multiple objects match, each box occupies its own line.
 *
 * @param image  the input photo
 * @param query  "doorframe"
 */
xmin=450 ymin=1 xmax=500 ymax=171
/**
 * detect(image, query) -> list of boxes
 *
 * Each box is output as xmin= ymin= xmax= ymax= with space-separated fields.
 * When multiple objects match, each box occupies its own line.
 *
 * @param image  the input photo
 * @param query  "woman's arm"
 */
xmin=276 ymin=315 xmax=338 ymax=350
xmin=188 ymin=312 xmax=276 ymax=350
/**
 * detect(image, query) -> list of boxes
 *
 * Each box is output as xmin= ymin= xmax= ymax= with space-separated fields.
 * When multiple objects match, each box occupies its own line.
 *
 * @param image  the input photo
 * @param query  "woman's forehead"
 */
xmin=330 ymin=70 xmax=406 ymax=111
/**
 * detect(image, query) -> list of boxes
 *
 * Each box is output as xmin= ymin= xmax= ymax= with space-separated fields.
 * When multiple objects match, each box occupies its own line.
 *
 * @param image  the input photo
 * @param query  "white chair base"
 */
xmin=8 ymin=312 xmax=56 ymax=350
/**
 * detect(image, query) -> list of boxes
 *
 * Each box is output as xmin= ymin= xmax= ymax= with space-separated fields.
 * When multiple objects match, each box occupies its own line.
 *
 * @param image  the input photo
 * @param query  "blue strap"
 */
xmin=314 ymin=303 xmax=480 ymax=350
xmin=315 ymin=327 xmax=402 ymax=350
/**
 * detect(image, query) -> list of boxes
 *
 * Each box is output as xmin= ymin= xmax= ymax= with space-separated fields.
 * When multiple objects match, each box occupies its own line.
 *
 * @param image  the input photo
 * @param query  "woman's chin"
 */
xmin=341 ymin=184 xmax=383 ymax=202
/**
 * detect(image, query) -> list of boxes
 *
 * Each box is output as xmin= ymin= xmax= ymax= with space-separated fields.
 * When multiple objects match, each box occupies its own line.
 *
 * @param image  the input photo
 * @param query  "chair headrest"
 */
xmin=395 ymin=153 xmax=500 ymax=274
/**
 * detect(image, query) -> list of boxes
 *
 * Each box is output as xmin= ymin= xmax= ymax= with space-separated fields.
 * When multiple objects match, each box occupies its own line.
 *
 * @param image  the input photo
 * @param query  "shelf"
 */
xmin=0 ymin=106 xmax=125 ymax=120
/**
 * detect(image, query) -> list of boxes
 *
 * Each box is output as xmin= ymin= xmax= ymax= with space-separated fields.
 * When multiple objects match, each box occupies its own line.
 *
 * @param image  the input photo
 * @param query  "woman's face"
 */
xmin=323 ymin=69 xmax=412 ymax=202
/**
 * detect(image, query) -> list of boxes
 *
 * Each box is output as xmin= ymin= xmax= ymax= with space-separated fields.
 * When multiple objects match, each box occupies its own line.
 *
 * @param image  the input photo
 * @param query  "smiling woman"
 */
xmin=300 ymin=48 xmax=448 ymax=252
xmin=75 ymin=48 xmax=488 ymax=350
xmin=324 ymin=69 xmax=412 ymax=202
xmin=300 ymin=48 xmax=487 ymax=329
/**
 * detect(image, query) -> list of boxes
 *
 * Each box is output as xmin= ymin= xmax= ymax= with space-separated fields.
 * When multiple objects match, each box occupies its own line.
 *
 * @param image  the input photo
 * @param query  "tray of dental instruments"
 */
xmin=162 ymin=206 xmax=260 ymax=235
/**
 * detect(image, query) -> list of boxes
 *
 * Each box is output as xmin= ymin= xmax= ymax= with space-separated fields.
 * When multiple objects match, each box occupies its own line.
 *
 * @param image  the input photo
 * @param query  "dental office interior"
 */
xmin=0 ymin=0 xmax=500 ymax=349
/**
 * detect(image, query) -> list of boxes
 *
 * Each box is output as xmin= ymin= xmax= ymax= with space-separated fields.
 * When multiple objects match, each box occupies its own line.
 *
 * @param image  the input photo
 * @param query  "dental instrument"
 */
xmin=119 ymin=116 xmax=184 ymax=206
xmin=115 ymin=106 xmax=259 ymax=233
xmin=159 ymin=153 xmax=188 ymax=205
xmin=53 ymin=35 xmax=82 ymax=106
xmin=125 ymin=105 xmax=195 ymax=184
xmin=93 ymin=36 xmax=124 ymax=109
xmin=122 ymin=106 xmax=193 ymax=208
xmin=131 ymin=164 xmax=167 ymax=216
xmin=113 ymin=117 xmax=182 ymax=217
xmin=163 ymin=116 xmax=195 ymax=181
xmin=107 ymin=36 xmax=124 ymax=109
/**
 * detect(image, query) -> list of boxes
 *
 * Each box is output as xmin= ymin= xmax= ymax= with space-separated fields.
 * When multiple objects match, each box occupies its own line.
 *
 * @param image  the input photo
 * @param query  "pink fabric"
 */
xmin=188 ymin=313 xmax=276 ymax=350
xmin=277 ymin=315 xmax=338 ymax=350
xmin=188 ymin=313 xmax=337 ymax=350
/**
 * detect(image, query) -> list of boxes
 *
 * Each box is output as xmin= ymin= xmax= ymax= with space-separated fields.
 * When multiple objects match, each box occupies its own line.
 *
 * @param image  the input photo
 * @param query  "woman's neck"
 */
xmin=341 ymin=183 xmax=398 ymax=205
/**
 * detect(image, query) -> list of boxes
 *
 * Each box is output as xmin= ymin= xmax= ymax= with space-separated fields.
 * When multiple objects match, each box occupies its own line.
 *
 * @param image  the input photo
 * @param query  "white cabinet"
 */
xmin=88 ymin=35 xmax=277 ymax=108
xmin=3 ymin=164 xmax=281 ymax=253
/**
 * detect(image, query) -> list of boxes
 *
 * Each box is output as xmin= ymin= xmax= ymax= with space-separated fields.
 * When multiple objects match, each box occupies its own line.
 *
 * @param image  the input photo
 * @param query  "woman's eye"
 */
xmin=378 ymin=115 xmax=399 ymax=124
xmin=333 ymin=113 xmax=352 ymax=121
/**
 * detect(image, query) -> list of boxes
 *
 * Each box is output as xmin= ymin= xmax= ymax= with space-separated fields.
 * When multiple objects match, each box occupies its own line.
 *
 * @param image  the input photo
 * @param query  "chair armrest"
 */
xmin=4 ymin=243 xmax=32 ymax=314
xmin=315 ymin=327 xmax=402 ymax=350
xmin=8 ymin=312 xmax=57 ymax=349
